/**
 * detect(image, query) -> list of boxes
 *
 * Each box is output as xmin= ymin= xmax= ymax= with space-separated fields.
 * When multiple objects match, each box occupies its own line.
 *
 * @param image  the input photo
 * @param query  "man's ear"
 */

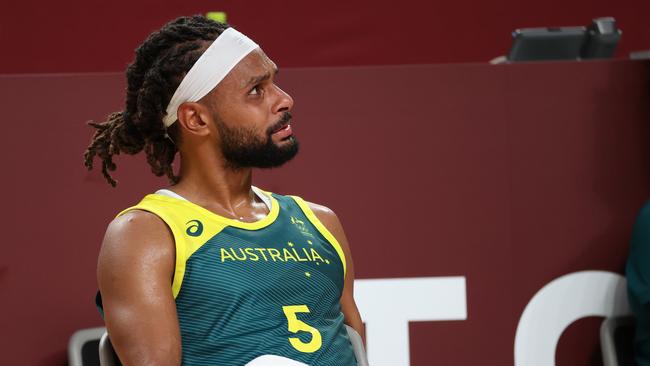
xmin=176 ymin=102 xmax=211 ymax=137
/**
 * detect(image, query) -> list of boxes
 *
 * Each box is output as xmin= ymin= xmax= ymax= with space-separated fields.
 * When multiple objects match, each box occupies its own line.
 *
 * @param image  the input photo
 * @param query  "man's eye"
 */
xmin=249 ymin=85 xmax=261 ymax=95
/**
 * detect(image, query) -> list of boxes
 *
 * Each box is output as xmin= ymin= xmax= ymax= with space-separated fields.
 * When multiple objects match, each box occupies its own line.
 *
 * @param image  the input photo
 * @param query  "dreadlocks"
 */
xmin=83 ymin=15 xmax=228 ymax=187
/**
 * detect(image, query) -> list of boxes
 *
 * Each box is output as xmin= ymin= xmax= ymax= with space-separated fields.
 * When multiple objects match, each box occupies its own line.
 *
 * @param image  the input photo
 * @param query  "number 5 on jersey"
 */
xmin=282 ymin=305 xmax=323 ymax=353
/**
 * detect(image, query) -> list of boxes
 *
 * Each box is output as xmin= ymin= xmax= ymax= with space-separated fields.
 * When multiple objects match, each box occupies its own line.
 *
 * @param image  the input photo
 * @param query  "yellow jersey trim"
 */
xmin=290 ymin=196 xmax=347 ymax=278
xmin=145 ymin=191 xmax=280 ymax=231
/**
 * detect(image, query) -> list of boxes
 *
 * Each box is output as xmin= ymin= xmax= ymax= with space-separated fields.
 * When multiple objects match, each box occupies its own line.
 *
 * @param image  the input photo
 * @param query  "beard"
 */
xmin=216 ymin=111 xmax=299 ymax=169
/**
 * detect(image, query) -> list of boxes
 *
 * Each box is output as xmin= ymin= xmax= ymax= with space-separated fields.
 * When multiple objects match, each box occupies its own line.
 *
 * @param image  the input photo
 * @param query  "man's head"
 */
xmin=83 ymin=16 xmax=298 ymax=186
xmin=175 ymin=48 xmax=299 ymax=170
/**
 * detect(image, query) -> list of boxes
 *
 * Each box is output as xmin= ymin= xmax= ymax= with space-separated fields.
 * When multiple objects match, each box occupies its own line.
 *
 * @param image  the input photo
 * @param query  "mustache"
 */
xmin=267 ymin=112 xmax=293 ymax=134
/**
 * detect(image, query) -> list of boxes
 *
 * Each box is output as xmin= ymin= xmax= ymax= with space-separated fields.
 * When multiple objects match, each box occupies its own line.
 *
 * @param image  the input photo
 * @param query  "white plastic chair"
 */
xmin=600 ymin=315 xmax=635 ymax=366
xmin=99 ymin=332 xmax=121 ymax=366
xmin=345 ymin=324 xmax=369 ymax=366
xmin=68 ymin=327 xmax=106 ymax=366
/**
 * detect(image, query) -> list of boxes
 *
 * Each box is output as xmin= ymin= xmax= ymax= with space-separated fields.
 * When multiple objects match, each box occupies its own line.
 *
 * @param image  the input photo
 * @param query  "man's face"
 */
xmin=205 ymin=48 xmax=298 ymax=169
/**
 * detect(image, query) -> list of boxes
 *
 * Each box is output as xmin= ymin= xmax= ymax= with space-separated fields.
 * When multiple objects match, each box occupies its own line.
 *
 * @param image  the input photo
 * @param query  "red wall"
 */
xmin=0 ymin=60 xmax=648 ymax=365
xmin=0 ymin=0 xmax=648 ymax=74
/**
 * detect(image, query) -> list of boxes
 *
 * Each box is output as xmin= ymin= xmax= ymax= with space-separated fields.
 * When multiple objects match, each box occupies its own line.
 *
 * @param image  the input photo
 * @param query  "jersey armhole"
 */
xmin=117 ymin=205 xmax=187 ymax=299
xmin=289 ymin=196 xmax=347 ymax=278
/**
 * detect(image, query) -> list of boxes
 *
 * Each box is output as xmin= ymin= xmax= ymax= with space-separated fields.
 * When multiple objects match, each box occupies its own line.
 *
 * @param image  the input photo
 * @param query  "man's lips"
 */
xmin=271 ymin=124 xmax=293 ymax=139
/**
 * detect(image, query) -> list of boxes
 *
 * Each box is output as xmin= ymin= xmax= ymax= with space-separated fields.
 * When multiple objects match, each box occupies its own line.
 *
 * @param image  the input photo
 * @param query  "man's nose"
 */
xmin=272 ymin=84 xmax=294 ymax=113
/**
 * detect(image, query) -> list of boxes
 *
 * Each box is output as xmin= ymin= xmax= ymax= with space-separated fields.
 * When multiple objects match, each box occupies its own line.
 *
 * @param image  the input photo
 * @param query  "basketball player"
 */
xmin=84 ymin=16 xmax=363 ymax=365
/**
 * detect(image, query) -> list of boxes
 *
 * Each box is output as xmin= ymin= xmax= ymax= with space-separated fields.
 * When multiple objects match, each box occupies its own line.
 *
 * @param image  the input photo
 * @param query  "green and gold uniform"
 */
xmin=97 ymin=188 xmax=357 ymax=366
xmin=627 ymin=201 xmax=650 ymax=366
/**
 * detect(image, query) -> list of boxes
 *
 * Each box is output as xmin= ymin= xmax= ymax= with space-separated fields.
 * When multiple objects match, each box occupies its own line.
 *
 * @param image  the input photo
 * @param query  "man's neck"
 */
xmin=171 ymin=150 xmax=258 ymax=214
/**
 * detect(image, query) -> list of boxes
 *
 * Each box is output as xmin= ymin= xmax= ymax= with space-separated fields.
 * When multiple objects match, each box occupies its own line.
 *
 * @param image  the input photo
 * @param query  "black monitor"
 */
xmin=506 ymin=18 xmax=621 ymax=62
xmin=581 ymin=18 xmax=622 ymax=59
xmin=508 ymin=27 xmax=587 ymax=61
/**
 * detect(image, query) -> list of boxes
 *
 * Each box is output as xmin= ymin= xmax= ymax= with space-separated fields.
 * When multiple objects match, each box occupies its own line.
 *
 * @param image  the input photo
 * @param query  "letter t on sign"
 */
xmin=354 ymin=277 xmax=467 ymax=366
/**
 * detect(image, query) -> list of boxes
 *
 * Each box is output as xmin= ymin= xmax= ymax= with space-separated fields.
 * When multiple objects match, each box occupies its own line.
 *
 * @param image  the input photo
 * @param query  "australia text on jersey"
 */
xmin=219 ymin=241 xmax=332 ymax=264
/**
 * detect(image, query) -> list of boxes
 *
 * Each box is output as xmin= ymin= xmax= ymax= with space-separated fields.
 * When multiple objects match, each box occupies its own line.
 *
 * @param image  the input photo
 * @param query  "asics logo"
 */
xmin=186 ymin=220 xmax=203 ymax=237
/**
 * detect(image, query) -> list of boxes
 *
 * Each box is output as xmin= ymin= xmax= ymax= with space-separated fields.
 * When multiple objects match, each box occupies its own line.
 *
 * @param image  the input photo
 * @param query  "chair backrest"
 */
xmin=68 ymin=327 xmax=106 ymax=366
xmin=600 ymin=315 xmax=635 ymax=366
xmin=99 ymin=332 xmax=122 ymax=366
xmin=344 ymin=324 xmax=369 ymax=366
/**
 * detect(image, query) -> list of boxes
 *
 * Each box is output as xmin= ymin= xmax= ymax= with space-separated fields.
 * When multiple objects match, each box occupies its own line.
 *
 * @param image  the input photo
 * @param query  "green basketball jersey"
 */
xmin=99 ymin=189 xmax=357 ymax=366
xmin=627 ymin=201 xmax=650 ymax=366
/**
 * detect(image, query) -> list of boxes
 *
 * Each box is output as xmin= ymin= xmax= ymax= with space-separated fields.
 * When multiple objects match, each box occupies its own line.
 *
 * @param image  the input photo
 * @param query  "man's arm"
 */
xmin=309 ymin=202 xmax=365 ymax=341
xmin=97 ymin=210 xmax=181 ymax=366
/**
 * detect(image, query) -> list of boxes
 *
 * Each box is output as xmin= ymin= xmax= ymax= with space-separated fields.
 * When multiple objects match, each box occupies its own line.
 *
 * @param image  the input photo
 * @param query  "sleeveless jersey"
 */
xmin=98 ymin=189 xmax=357 ymax=366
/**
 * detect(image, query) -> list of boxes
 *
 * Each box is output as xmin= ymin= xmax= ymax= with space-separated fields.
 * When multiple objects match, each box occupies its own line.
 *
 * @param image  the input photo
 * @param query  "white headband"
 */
xmin=163 ymin=27 xmax=259 ymax=127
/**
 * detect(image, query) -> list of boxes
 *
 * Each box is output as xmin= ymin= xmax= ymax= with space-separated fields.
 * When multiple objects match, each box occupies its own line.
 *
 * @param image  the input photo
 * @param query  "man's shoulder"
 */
xmin=103 ymin=209 xmax=173 ymax=253
xmin=110 ymin=208 xmax=167 ymax=231
xmin=268 ymin=190 xmax=338 ymax=220
xmin=97 ymin=208 xmax=175 ymax=292
xmin=305 ymin=200 xmax=337 ymax=221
